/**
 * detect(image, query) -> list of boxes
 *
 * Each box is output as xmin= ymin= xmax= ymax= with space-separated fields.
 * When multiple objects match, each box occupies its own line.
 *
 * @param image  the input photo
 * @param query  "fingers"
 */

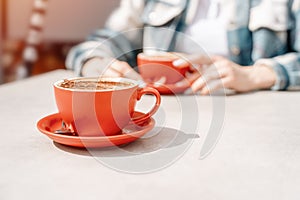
xmin=83 ymin=57 xmax=142 ymax=80
xmin=173 ymin=54 xmax=212 ymax=67
xmin=101 ymin=67 xmax=123 ymax=77
xmin=192 ymin=76 xmax=229 ymax=95
xmin=200 ymin=79 xmax=224 ymax=95
xmin=185 ymin=72 xmax=201 ymax=84
xmin=200 ymin=76 xmax=234 ymax=95
xmin=81 ymin=57 xmax=129 ymax=77
xmin=110 ymin=60 xmax=142 ymax=80
xmin=110 ymin=60 xmax=131 ymax=75
xmin=153 ymin=76 xmax=167 ymax=87
xmin=191 ymin=62 xmax=228 ymax=94
xmin=82 ymin=57 xmax=121 ymax=77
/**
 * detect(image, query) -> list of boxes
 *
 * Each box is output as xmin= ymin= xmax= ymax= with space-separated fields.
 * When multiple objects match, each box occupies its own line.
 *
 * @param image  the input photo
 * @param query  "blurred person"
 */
xmin=66 ymin=0 xmax=300 ymax=95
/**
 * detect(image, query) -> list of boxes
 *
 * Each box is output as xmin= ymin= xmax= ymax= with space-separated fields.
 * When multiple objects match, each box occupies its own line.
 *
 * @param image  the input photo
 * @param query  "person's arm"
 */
xmin=65 ymin=0 xmax=145 ymax=76
xmin=250 ymin=1 xmax=300 ymax=91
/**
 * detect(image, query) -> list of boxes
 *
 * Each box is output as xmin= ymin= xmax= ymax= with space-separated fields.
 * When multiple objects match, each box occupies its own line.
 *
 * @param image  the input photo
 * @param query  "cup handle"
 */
xmin=131 ymin=87 xmax=161 ymax=124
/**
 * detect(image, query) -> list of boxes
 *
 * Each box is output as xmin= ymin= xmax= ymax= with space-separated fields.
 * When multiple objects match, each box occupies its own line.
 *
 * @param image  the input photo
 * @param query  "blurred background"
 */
xmin=0 ymin=0 xmax=120 ymax=84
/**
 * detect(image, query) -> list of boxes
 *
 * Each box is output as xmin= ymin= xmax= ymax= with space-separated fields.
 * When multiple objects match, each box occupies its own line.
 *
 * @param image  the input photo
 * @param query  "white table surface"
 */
xmin=1 ymin=69 xmax=300 ymax=200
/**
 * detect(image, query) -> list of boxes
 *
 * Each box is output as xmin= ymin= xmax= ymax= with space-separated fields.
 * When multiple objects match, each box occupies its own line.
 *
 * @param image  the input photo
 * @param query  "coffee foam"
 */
xmin=59 ymin=79 xmax=134 ymax=91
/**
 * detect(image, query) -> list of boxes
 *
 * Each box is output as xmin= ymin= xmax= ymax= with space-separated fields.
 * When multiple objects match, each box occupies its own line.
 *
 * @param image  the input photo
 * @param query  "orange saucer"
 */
xmin=37 ymin=112 xmax=155 ymax=148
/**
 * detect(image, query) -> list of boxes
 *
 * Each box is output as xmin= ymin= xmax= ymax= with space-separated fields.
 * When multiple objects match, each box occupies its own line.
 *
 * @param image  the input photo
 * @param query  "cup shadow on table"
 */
xmin=53 ymin=126 xmax=199 ymax=157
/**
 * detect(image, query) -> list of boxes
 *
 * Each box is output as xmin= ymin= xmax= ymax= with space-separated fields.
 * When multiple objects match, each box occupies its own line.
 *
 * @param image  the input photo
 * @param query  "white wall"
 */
xmin=7 ymin=0 xmax=120 ymax=42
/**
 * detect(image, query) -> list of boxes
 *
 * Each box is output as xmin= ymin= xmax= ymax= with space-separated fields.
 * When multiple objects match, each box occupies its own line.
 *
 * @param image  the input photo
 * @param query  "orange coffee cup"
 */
xmin=54 ymin=77 xmax=161 ymax=137
xmin=137 ymin=52 xmax=190 ymax=84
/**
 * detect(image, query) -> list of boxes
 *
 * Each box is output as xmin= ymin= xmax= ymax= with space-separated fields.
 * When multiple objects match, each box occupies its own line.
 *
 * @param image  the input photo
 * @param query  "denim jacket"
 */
xmin=66 ymin=0 xmax=300 ymax=90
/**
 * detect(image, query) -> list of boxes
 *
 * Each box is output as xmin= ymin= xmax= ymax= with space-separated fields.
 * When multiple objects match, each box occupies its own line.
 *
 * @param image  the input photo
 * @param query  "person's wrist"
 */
xmin=248 ymin=64 xmax=276 ymax=90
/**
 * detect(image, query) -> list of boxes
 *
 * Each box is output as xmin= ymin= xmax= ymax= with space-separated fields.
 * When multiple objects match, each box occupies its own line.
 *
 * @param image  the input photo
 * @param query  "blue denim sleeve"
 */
xmin=65 ymin=28 xmax=140 ymax=76
xmin=254 ymin=6 xmax=300 ymax=90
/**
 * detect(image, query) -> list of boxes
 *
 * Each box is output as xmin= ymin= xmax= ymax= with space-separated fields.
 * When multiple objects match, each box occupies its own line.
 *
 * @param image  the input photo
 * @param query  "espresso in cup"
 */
xmin=137 ymin=52 xmax=190 ymax=84
xmin=54 ymin=77 xmax=161 ymax=137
